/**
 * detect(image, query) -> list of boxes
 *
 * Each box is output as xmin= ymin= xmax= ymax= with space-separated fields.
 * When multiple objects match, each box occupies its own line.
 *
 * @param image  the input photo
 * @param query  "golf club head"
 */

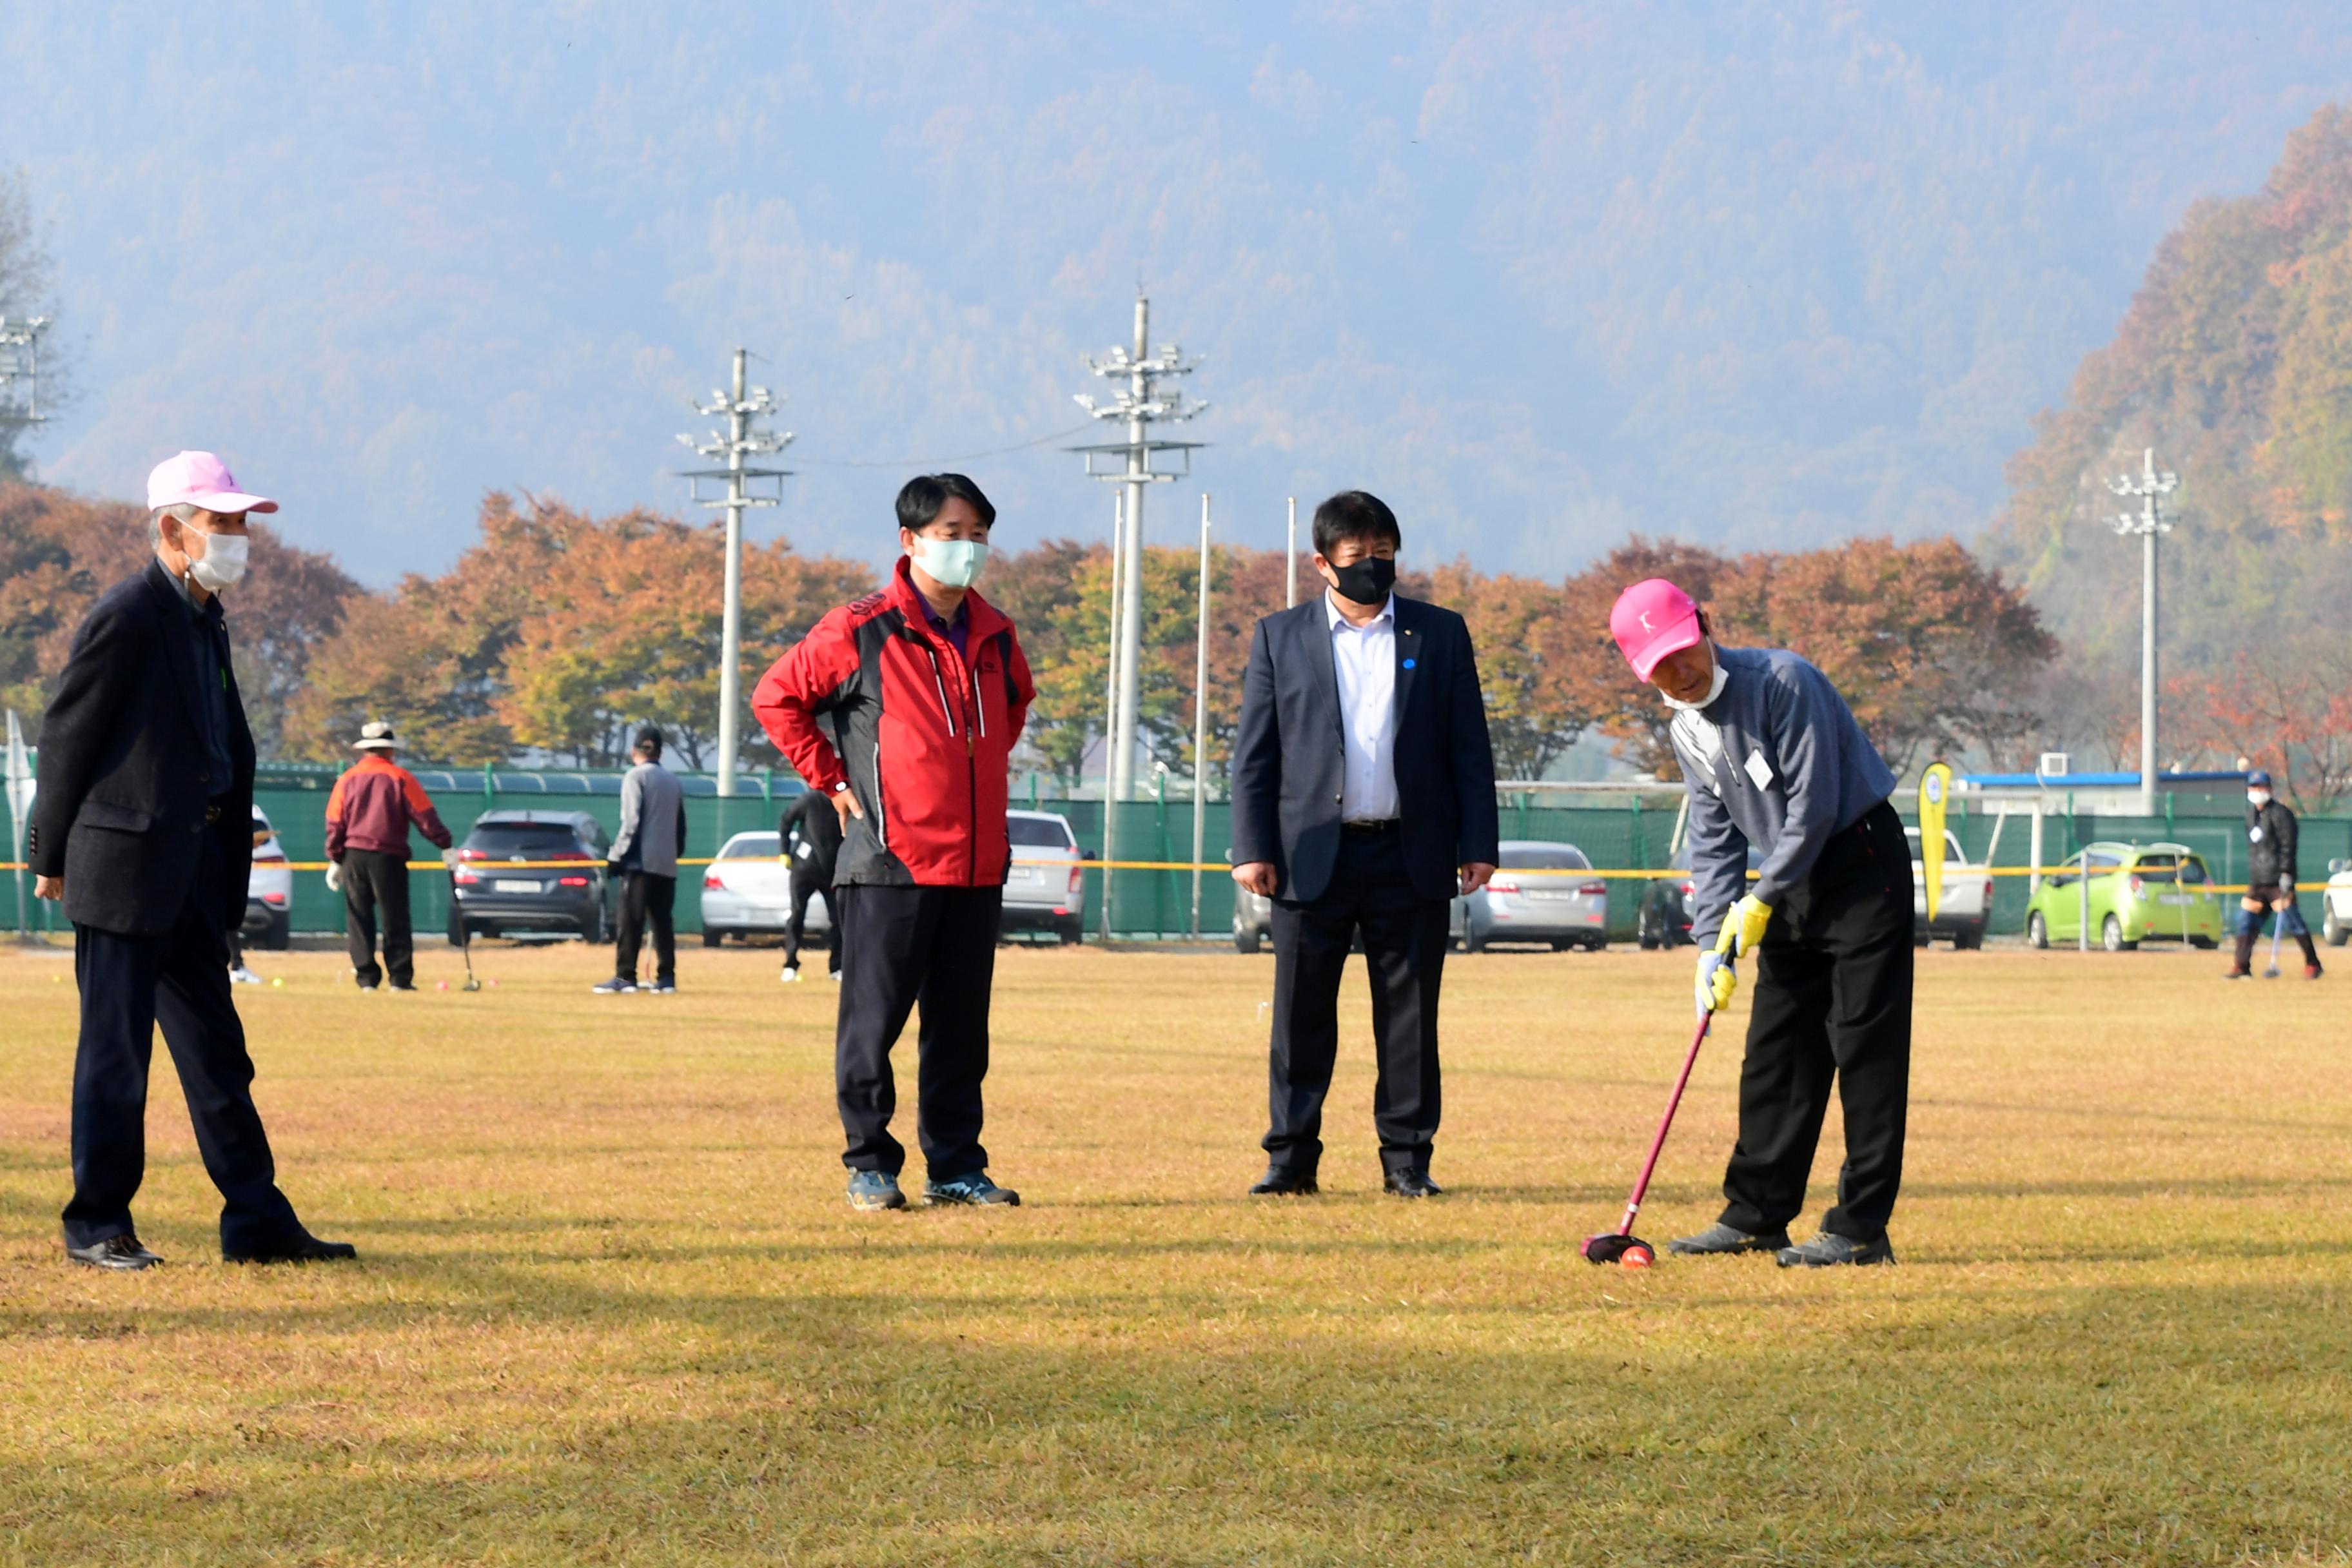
xmin=462 ymin=975 xmax=482 ymax=992
xmin=1580 ymin=1232 xmax=1654 ymax=1267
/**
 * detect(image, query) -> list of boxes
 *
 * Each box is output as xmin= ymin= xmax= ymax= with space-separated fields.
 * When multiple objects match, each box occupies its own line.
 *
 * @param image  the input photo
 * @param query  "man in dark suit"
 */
xmin=30 ymin=450 xmax=355 ymax=1271
xmin=1229 ymin=490 xmax=1500 ymax=1198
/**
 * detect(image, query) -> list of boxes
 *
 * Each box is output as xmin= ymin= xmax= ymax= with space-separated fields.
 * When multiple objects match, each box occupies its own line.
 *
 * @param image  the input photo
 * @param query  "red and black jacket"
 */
xmin=752 ymin=556 xmax=1034 ymax=888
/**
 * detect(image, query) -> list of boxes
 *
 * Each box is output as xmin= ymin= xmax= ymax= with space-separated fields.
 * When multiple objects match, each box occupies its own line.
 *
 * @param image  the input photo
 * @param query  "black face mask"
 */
xmin=1326 ymin=554 xmax=1396 ymax=606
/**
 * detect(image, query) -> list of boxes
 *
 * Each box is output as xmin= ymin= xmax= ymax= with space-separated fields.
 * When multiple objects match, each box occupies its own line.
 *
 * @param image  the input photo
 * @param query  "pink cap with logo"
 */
xmin=146 ymin=450 xmax=277 ymax=514
xmin=1609 ymin=578 xmax=1704 ymax=681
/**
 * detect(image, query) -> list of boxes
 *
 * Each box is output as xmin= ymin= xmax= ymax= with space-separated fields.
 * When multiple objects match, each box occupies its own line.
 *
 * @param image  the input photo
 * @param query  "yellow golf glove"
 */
xmin=1694 ymin=948 xmax=1736 ymax=1019
xmin=1717 ymin=894 xmax=1773 ymax=958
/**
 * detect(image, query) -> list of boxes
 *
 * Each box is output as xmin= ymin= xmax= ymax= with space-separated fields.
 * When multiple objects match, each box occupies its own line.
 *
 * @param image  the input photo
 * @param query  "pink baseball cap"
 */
xmin=146 ymin=450 xmax=277 ymax=515
xmin=1609 ymin=578 xmax=1705 ymax=681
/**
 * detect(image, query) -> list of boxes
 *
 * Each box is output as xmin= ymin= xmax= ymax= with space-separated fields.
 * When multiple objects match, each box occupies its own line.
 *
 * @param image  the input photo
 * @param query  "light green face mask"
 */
xmin=916 ymin=536 xmax=989 ymax=589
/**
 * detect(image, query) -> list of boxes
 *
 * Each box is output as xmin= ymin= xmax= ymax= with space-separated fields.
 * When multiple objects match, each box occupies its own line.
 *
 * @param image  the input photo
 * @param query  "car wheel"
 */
xmin=261 ymin=910 xmax=291 ymax=951
xmin=448 ymin=912 xmax=468 ymax=946
xmin=1952 ymin=927 xmax=1982 ymax=952
xmin=2190 ymin=935 xmax=2217 ymax=950
xmin=1234 ymin=925 xmax=1259 ymax=955
xmin=1059 ymin=920 xmax=1083 ymax=946
xmin=2101 ymin=914 xmax=2133 ymax=952
xmin=2026 ymin=910 xmax=2048 ymax=950
xmin=1636 ymin=908 xmax=1660 ymax=950
xmin=2328 ymin=906 xmax=2348 ymax=947
xmin=1463 ymin=928 xmax=1485 ymax=954
xmin=702 ymin=928 xmax=725 ymax=948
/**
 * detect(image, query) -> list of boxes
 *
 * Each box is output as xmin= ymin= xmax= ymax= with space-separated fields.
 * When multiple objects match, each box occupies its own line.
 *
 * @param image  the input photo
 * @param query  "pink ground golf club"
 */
xmin=1582 ymin=1010 xmax=1714 ymax=1266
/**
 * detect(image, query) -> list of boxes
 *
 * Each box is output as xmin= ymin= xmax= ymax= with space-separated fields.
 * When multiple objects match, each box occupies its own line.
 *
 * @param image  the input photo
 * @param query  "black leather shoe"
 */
xmin=1667 ymin=1221 xmax=1790 ymax=1255
xmin=1249 ymin=1165 xmax=1319 ymax=1196
xmin=67 ymin=1234 xmax=162 ymax=1271
xmin=225 ymin=1233 xmax=358 ymax=1264
xmin=1384 ymin=1169 xmax=1444 ymax=1199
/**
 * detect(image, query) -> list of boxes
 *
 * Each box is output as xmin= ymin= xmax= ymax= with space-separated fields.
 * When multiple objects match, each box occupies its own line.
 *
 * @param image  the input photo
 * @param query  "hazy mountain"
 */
xmin=3 ymin=3 xmax=2349 ymax=585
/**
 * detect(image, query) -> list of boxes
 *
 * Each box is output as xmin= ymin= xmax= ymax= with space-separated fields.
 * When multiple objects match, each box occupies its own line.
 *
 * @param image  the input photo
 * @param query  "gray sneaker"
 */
xmin=1667 ymin=1221 xmax=1790 ymax=1256
xmin=924 ymin=1171 xmax=1020 ymax=1207
xmin=1776 ymin=1231 xmax=1896 ymax=1268
xmin=846 ymin=1170 xmax=906 ymax=1211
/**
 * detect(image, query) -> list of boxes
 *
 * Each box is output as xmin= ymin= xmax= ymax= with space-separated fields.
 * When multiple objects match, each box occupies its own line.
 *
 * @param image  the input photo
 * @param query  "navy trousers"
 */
xmin=833 ymin=883 xmax=1001 ymax=1180
xmin=64 ymin=841 xmax=303 ymax=1253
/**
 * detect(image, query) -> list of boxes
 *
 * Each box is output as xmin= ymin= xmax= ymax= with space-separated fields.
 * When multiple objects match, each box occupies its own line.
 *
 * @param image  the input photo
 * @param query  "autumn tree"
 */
xmin=2170 ymin=636 xmax=2352 ymax=811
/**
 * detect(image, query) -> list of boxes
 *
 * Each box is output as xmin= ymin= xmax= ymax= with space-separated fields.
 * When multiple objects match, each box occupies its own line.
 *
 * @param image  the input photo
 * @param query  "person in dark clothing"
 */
xmin=753 ymin=473 xmax=1036 ymax=1213
xmin=1611 ymin=577 xmax=1911 ymax=1268
xmin=596 ymin=727 xmax=688 ymax=995
xmin=325 ymin=721 xmax=455 ymax=991
xmin=28 ymin=449 xmax=355 ymax=1269
xmin=779 ymin=787 xmax=843 ymax=983
xmin=2228 ymin=769 xmax=2323 ymax=981
xmin=1228 ymin=491 xmax=1500 ymax=1199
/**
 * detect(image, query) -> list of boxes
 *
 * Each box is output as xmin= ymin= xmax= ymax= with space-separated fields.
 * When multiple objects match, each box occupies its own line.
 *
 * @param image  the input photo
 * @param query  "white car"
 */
xmin=242 ymin=806 xmax=293 ymax=950
xmin=700 ymin=830 xmax=830 ymax=946
xmin=1003 ymin=810 xmax=1086 ymax=944
xmin=2325 ymin=858 xmax=2352 ymax=948
xmin=1906 ymin=826 xmax=1991 ymax=949
xmin=1451 ymin=840 xmax=1608 ymax=952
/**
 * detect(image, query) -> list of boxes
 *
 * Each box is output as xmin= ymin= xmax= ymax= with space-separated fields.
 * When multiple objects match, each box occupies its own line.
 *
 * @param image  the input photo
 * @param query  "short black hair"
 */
xmin=1311 ymin=490 xmax=1401 ymax=557
xmin=633 ymin=725 xmax=663 ymax=760
xmin=896 ymin=473 xmax=997 ymax=534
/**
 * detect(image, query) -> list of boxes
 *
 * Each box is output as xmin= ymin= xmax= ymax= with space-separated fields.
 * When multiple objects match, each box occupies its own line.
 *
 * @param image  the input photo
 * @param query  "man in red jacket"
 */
xmin=325 ymin=721 xmax=454 ymax=992
xmin=754 ymin=473 xmax=1035 ymax=1212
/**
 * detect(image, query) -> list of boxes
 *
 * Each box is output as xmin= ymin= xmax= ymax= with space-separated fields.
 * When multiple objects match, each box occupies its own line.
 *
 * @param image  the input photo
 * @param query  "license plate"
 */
xmin=1525 ymin=890 xmax=1578 ymax=901
xmin=494 ymin=879 xmax=543 ymax=894
xmin=2157 ymin=894 xmax=2192 ymax=906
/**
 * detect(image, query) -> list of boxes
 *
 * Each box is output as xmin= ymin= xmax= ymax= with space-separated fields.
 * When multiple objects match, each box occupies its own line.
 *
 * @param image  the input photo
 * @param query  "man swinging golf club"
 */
xmin=1610 ymin=580 xmax=1913 ymax=1268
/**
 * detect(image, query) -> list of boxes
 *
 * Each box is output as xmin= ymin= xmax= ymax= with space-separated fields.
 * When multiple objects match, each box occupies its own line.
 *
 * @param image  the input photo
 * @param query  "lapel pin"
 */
xmin=1402 ymin=658 xmax=1416 ymax=669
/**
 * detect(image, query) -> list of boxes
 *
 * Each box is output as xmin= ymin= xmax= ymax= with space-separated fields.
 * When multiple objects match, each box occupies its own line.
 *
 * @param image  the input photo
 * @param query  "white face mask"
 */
xmin=1660 ymin=659 xmax=1730 ymax=713
xmin=2248 ymin=789 xmax=2272 ymax=808
xmin=184 ymin=528 xmax=250 ymax=593
xmin=914 ymin=536 xmax=988 ymax=590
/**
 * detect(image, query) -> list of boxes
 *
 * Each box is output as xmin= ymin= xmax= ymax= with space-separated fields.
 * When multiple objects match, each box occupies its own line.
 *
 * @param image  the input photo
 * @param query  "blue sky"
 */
xmin=5 ymin=2 xmax=2349 ymax=585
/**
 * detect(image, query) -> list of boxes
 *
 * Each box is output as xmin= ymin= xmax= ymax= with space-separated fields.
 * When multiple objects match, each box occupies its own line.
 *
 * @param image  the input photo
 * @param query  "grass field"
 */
xmin=1 ymin=935 xmax=2347 ymax=1566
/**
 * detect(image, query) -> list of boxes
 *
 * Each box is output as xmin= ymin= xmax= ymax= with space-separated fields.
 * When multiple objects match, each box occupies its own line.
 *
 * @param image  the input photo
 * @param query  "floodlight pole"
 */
xmin=1115 ymin=298 xmax=1149 ymax=806
xmin=2106 ymin=447 xmax=2178 ymax=817
xmin=1286 ymin=496 xmax=1298 ymax=607
xmin=678 ymin=349 xmax=794 ymax=796
xmin=1191 ymin=493 xmax=1212 ymax=939
xmin=0 ymin=315 xmax=54 ymax=438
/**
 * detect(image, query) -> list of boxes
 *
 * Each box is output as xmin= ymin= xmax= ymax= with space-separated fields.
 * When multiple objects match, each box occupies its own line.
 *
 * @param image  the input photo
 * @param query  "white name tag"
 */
xmin=1743 ymin=748 xmax=1774 ymax=792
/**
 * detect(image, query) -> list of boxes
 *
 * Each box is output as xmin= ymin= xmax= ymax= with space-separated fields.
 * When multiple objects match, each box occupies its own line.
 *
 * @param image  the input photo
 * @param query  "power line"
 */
xmin=790 ymin=422 xmax=1099 ymax=469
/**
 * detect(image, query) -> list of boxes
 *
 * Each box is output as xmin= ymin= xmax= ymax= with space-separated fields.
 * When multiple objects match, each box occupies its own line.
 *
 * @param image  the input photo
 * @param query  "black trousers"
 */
xmin=1264 ymin=827 xmax=1450 ymax=1177
xmin=1719 ymin=799 xmax=1914 ymax=1241
xmin=834 ymin=883 xmax=1001 ymax=1179
xmin=616 ymin=871 xmax=676 ymax=984
xmin=341 ymin=847 xmax=413 ymax=988
xmin=784 ymin=866 xmax=841 ymax=974
xmin=65 ymin=839 xmax=304 ymax=1253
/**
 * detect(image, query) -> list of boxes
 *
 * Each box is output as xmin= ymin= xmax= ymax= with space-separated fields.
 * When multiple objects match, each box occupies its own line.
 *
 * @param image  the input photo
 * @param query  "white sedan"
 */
xmin=700 ymin=830 xmax=829 ymax=946
xmin=2325 ymin=857 xmax=2352 ymax=948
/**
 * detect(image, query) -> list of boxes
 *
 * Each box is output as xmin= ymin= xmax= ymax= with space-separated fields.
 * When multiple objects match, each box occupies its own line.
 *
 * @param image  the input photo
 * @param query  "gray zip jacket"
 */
xmin=1669 ymin=645 xmax=1897 ymax=945
xmin=611 ymin=760 xmax=687 ymax=877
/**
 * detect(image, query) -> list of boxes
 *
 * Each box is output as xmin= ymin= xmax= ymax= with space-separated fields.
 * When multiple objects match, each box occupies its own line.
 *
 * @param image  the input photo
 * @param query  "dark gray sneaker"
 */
xmin=1776 ymin=1231 xmax=1896 ymax=1268
xmin=67 ymin=1234 xmax=163 ymax=1271
xmin=847 ymin=1171 xmax=907 ymax=1211
xmin=925 ymin=1172 xmax=1020 ymax=1207
xmin=1667 ymin=1221 xmax=1790 ymax=1256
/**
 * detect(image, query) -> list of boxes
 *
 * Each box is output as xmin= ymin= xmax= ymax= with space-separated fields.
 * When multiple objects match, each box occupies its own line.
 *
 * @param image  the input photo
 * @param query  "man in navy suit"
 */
xmin=1229 ymin=491 xmax=1500 ymax=1198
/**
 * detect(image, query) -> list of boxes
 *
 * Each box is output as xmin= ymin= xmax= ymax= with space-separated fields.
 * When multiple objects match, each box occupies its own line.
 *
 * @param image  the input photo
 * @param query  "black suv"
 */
xmin=449 ymin=810 xmax=611 ymax=942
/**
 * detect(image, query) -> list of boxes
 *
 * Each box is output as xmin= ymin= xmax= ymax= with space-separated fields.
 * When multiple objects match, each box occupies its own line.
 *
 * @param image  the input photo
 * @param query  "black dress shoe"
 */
xmin=1249 ymin=1165 xmax=1319 ymax=1196
xmin=67 ymin=1234 xmax=163 ymax=1271
xmin=225 ymin=1233 xmax=358 ymax=1264
xmin=1384 ymin=1169 xmax=1444 ymax=1199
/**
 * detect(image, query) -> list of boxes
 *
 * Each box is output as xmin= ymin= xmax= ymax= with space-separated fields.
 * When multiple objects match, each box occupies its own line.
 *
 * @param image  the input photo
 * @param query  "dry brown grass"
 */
xmin=1 ymin=936 xmax=2347 ymax=1565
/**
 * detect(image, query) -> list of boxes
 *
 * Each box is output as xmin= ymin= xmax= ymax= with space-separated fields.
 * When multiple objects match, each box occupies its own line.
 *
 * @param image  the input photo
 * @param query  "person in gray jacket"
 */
xmin=594 ymin=727 xmax=687 ymax=995
xmin=1609 ymin=578 xmax=1912 ymax=1268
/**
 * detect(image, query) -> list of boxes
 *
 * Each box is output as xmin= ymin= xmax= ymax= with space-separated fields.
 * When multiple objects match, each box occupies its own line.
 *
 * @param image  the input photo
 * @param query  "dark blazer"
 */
xmin=28 ymin=560 xmax=257 ymax=936
xmin=1230 ymin=594 xmax=1500 ymax=904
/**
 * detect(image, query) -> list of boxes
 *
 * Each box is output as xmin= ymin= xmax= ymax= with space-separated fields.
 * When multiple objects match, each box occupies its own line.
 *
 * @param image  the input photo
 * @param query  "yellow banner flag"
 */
xmin=1918 ymin=762 xmax=1952 ymax=924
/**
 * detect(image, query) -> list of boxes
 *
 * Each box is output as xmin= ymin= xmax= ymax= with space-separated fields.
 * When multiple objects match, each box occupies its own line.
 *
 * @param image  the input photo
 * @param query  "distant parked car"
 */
xmin=1003 ymin=810 xmax=1088 ymax=944
xmin=1636 ymin=842 xmax=1764 ymax=950
xmin=243 ymin=806 xmax=291 ymax=950
xmin=2023 ymin=841 xmax=2224 ymax=952
xmin=2324 ymin=858 xmax=2352 ymax=948
xmin=1233 ymin=854 xmax=1273 ymax=954
xmin=1906 ymin=826 xmax=1992 ymax=950
xmin=700 ymin=830 xmax=830 ymax=946
xmin=448 ymin=809 xmax=611 ymax=942
xmin=1453 ymin=840 xmax=1607 ymax=952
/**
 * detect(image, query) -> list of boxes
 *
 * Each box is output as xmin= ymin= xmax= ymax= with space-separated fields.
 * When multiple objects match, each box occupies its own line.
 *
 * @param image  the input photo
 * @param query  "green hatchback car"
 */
xmin=2024 ymin=841 xmax=2226 ymax=952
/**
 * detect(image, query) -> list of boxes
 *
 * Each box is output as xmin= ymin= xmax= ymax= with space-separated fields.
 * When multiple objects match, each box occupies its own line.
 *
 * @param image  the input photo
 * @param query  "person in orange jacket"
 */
xmin=325 ymin=721 xmax=453 ymax=992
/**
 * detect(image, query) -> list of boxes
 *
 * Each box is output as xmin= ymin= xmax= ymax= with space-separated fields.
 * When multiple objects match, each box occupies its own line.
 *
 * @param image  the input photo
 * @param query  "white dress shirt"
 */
xmin=1326 ymin=590 xmax=1400 ymax=821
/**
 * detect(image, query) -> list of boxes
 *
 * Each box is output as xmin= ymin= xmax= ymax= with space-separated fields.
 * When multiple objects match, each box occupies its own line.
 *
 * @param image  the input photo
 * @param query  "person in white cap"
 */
xmin=324 ymin=720 xmax=453 ymax=991
xmin=28 ymin=451 xmax=356 ymax=1269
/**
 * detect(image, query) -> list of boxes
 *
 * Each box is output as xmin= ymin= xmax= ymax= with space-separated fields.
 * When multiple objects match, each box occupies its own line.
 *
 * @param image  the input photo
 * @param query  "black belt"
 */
xmin=1340 ymin=819 xmax=1400 ymax=835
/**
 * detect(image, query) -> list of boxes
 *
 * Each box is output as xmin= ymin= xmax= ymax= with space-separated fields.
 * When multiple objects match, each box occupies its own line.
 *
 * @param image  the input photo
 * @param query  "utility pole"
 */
xmin=1286 ymin=496 xmax=1298 ymax=607
xmin=2106 ymin=447 xmax=2178 ymax=816
xmin=677 ymin=349 xmax=793 ymax=796
xmin=1069 ymin=294 xmax=1208 ymax=805
xmin=0 ymin=315 xmax=53 ymax=467
xmin=1191 ymin=494 xmax=1212 ymax=939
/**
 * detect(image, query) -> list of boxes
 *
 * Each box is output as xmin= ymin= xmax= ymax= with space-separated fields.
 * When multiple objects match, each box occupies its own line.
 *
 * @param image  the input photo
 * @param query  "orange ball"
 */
xmin=1621 ymin=1244 xmax=1654 ymax=1269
